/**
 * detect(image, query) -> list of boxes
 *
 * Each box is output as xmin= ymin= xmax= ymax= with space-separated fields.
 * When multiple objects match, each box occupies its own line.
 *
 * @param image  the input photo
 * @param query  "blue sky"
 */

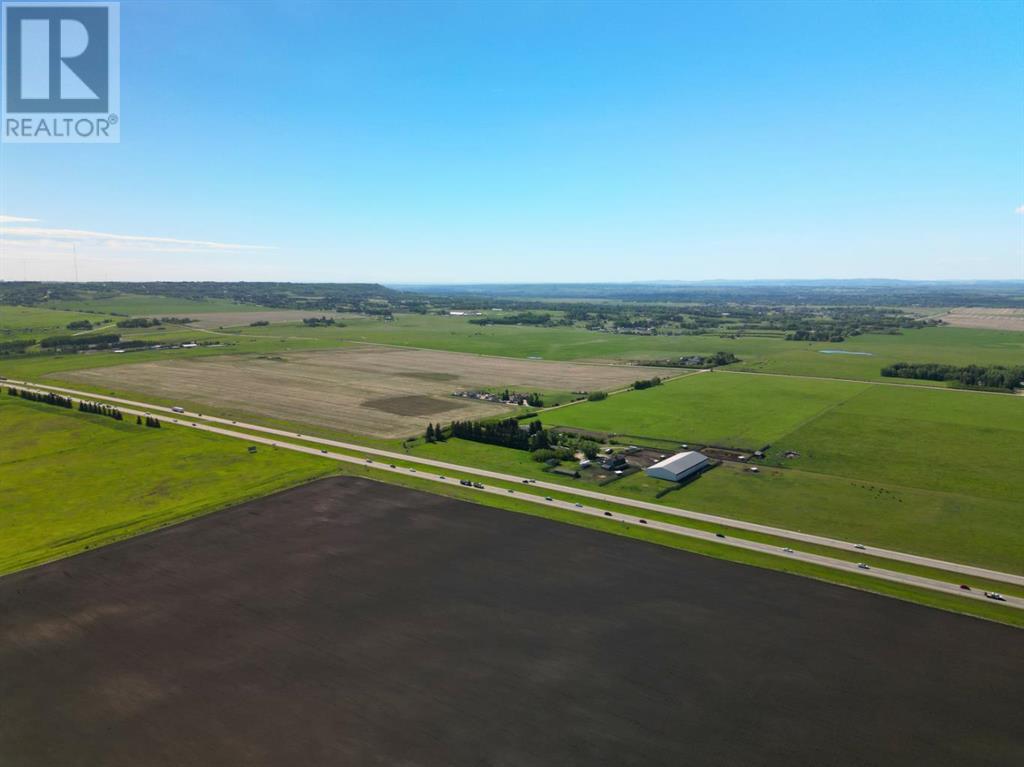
xmin=1 ymin=0 xmax=1022 ymax=282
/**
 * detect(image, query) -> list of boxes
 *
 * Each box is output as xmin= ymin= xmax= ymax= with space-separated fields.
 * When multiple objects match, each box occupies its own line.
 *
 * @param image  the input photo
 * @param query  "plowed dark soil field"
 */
xmin=2 ymin=477 xmax=1021 ymax=766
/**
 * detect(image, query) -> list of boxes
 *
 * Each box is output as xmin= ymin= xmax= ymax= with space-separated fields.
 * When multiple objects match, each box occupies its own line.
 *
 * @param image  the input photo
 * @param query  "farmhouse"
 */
xmin=645 ymin=451 xmax=709 ymax=482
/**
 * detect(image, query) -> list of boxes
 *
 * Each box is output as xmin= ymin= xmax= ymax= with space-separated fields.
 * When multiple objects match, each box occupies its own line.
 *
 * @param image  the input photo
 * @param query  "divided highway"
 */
xmin=6 ymin=378 xmax=1023 ymax=608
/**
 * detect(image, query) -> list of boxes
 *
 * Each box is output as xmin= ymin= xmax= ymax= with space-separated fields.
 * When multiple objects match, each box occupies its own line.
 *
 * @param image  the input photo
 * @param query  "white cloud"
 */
xmin=1016 ymin=205 xmax=1024 ymax=215
xmin=0 ymin=215 xmax=38 ymax=223
xmin=0 ymin=224 xmax=274 ymax=253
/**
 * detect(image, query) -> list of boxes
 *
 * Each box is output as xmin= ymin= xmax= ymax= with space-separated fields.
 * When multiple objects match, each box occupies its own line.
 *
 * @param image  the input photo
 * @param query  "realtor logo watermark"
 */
xmin=2 ymin=2 xmax=119 ymax=142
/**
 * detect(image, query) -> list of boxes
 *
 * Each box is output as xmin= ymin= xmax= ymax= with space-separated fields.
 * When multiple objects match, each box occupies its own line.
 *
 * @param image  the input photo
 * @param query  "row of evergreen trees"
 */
xmin=8 ymin=386 xmax=165 ymax=426
xmin=79 ymin=400 xmax=124 ymax=421
xmin=7 ymin=386 xmax=73 ymax=408
xmin=39 ymin=333 xmax=121 ymax=350
xmin=881 ymin=362 xmax=1024 ymax=391
xmin=424 ymin=423 xmax=448 ymax=443
xmin=445 ymin=417 xmax=550 ymax=452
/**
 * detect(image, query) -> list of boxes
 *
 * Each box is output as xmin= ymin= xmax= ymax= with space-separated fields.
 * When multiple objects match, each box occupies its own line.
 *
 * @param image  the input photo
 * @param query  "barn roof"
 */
xmin=648 ymin=451 xmax=708 ymax=474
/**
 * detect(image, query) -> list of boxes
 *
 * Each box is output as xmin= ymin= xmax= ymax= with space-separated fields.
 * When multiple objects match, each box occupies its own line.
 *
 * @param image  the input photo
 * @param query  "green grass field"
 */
xmin=0 ymin=395 xmax=335 ymax=576
xmin=548 ymin=371 xmax=869 ymax=447
xmin=3 ymin=298 xmax=1022 ymax=578
xmin=410 ymin=435 xmax=1023 ymax=574
xmin=0 ymin=306 xmax=119 ymax=341
xmin=4 ymin=306 xmax=1023 ymax=390
xmin=1 ymin=369 xmax=1020 ymax=624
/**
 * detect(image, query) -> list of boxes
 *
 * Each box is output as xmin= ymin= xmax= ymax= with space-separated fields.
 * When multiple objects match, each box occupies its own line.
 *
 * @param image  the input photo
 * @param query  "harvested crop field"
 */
xmin=1 ymin=477 xmax=1020 ymax=767
xmin=60 ymin=346 xmax=662 ymax=438
xmin=941 ymin=307 xmax=1024 ymax=331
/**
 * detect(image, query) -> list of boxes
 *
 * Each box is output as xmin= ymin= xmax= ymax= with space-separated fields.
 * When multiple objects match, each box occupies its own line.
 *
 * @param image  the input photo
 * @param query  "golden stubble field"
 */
xmin=940 ymin=307 xmax=1024 ymax=331
xmin=61 ymin=346 xmax=664 ymax=438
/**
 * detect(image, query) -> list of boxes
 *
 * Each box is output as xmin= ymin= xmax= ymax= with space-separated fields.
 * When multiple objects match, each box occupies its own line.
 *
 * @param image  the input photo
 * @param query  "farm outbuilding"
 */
xmin=644 ymin=451 xmax=709 ymax=482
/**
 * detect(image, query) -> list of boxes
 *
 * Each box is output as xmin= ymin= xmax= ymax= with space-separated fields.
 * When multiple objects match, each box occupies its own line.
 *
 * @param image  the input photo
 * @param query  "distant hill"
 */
xmin=394 ymin=280 xmax=1024 ymax=308
xmin=0 ymin=282 xmax=413 ymax=312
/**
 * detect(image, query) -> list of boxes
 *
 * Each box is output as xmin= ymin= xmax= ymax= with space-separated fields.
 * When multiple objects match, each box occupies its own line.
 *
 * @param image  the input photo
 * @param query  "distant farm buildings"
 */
xmin=645 ymin=451 xmax=709 ymax=482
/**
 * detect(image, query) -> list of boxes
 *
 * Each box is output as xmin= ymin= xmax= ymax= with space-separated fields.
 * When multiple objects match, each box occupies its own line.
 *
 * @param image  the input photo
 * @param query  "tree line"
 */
xmin=40 ymin=333 xmax=120 ymax=350
xmin=302 ymin=316 xmax=342 ymax=326
xmin=636 ymin=351 xmax=739 ymax=369
xmin=7 ymin=386 xmax=73 ymax=408
xmin=0 ymin=339 xmax=34 ymax=355
xmin=881 ymin=362 xmax=1024 ymax=391
xmin=78 ymin=400 xmax=124 ymax=421
xmin=7 ymin=386 xmax=165 ymax=425
xmin=468 ymin=312 xmax=566 ymax=327
xmin=445 ymin=418 xmax=550 ymax=451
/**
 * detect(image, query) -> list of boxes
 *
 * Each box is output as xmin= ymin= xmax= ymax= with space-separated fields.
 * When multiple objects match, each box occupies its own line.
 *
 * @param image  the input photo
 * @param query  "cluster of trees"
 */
xmin=137 ymin=415 xmax=162 ymax=428
xmin=249 ymin=320 xmax=270 ymax=327
xmin=468 ymin=312 xmax=565 ymax=327
xmin=302 ymin=316 xmax=342 ymax=326
xmin=423 ymin=423 xmax=448 ymax=442
xmin=448 ymin=418 xmax=550 ymax=451
xmin=78 ymin=401 xmax=124 ymax=420
xmin=705 ymin=351 xmax=739 ymax=366
xmin=115 ymin=317 xmax=193 ymax=328
xmin=640 ymin=351 xmax=740 ymax=368
xmin=39 ymin=333 xmax=120 ymax=350
xmin=587 ymin=391 xmax=608 ymax=401
xmin=633 ymin=377 xmax=663 ymax=390
xmin=499 ymin=390 xmax=543 ymax=406
xmin=7 ymin=386 xmax=73 ymax=408
xmin=531 ymin=447 xmax=574 ymax=463
xmin=881 ymin=362 xmax=1024 ymax=391
xmin=66 ymin=320 xmax=93 ymax=330
xmin=0 ymin=340 xmax=34 ymax=355
xmin=553 ymin=432 xmax=600 ymax=459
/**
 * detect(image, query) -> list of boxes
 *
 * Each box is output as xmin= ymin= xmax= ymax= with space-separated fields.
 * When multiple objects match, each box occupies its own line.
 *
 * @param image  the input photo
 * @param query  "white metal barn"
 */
xmin=644 ymin=451 xmax=709 ymax=482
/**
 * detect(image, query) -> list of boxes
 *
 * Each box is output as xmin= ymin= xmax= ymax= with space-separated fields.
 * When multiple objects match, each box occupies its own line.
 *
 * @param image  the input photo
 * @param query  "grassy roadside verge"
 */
xmin=0 ymin=396 xmax=336 ymax=577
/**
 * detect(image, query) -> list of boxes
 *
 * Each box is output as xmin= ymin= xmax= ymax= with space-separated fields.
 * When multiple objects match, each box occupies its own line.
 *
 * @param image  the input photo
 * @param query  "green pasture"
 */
xmin=237 ymin=312 xmax=1024 ymax=385
xmin=0 ymin=305 xmax=119 ymax=341
xmin=0 ymin=395 xmax=335 ymax=576
xmin=770 ymin=385 xmax=1024 ymax=503
xmin=0 ymin=334 xmax=347 ymax=381
xmin=732 ymin=326 xmax=1024 ymax=382
xmin=547 ymin=371 xmax=869 ymax=448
